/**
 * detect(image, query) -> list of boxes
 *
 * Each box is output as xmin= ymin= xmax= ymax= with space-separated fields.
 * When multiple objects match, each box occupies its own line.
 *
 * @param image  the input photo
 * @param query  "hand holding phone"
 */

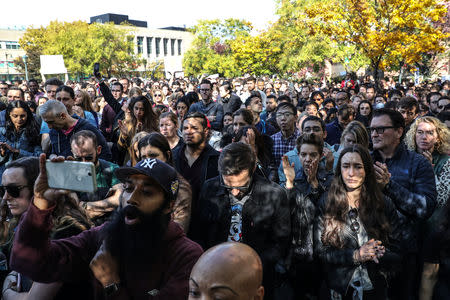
xmin=46 ymin=159 xmax=97 ymax=193
xmin=93 ymin=62 xmax=101 ymax=80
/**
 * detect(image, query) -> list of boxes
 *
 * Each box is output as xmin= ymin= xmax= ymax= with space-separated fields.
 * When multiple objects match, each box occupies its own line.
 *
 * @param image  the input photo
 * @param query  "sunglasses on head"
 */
xmin=0 ymin=185 xmax=28 ymax=198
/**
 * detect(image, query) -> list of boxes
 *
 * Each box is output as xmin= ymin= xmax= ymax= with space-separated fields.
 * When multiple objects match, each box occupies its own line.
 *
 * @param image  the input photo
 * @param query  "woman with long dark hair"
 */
xmin=117 ymin=96 xmax=158 ymax=158
xmin=0 ymin=101 xmax=41 ymax=182
xmin=1 ymin=157 xmax=92 ymax=299
xmin=75 ymin=89 xmax=99 ymax=126
xmin=314 ymin=144 xmax=399 ymax=299
xmin=357 ymin=100 xmax=373 ymax=127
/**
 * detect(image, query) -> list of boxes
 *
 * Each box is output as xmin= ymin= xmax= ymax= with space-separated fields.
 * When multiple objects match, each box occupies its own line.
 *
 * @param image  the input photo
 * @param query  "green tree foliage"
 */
xmin=18 ymin=21 xmax=139 ymax=78
xmin=230 ymin=31 xmax=282 ymax=75
xmin=182 ymin=19 xmax=251 ymax=77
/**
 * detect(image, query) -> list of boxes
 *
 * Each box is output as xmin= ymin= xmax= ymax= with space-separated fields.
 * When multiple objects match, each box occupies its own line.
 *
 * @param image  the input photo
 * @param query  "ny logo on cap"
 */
xmin=141 ymin=158 xmax=157 ymax=169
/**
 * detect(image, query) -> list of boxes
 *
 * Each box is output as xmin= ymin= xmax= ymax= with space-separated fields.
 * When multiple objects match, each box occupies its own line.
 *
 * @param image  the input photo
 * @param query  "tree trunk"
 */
xmin=372 ymin=60 xmax=380 ymax=88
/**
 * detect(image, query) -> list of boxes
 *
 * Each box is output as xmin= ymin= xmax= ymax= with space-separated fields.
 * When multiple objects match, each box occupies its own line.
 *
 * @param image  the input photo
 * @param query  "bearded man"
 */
xmin=10 ymin=154 xmax=203 ymax=299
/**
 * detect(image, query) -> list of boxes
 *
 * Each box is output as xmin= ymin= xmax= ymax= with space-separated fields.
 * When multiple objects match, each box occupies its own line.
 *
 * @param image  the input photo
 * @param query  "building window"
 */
xmin=170 ymin=39 xmax=175 ymax=56
xmin=146 ymin=37 xmax=153 ymax=55
xmin=155 ymin=38 xmax=161 ymax=57
xmin=163 ymin=38 xmax=168 ymax=56
xmin=137 ymin=36 xmax=144 ymax=54
xmin=177 ymin=40 xmax=182 ymax=55
xmin=5 ymin=41 xmax=20 ymax=50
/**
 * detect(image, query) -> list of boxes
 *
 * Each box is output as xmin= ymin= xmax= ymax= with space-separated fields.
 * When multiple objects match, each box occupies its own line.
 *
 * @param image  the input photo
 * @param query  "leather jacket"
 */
xmin=287 ymin=166 xmax=333 ymax=263
xmin=314 ymin=195 xmax=403 ymax=295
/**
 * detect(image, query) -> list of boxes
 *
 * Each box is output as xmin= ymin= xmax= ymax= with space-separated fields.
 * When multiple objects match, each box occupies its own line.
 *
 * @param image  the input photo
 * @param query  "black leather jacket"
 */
xmin=313 ymin=195 xmax=403 ymax=295
xmin=196 ymin=174 xmax=291 ymax=266
xmin=287 ymin=166 xmax=333 ymax=263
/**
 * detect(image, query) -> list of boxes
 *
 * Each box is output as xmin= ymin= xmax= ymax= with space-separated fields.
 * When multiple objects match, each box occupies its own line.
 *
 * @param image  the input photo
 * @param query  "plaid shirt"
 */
xmin=271 ymin=129 xmax=301 ymax=169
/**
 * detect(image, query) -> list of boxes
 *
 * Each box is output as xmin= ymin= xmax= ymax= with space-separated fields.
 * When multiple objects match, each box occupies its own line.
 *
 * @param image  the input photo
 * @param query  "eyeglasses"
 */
xmin=154 ymin=94 xmax=162 ymax=97
xmin=0 ymin=185 xmax=28 ymax=198
xmin=348 ymin=208 xmax=360 ymax=233
xmin=368 ymin=126 xmax=395 ymax=134
xmin=199 ymin=89 xmax=210 ymax=92
xmin=303 ymin=126 xmax=322 ymax=133
xmin=276 ymin=112 xmax=294 ymax=118
xmin=74 ymin=155 xmax=95 ymax=162
xmin=220 ymin=177 xmax=252 ymax=193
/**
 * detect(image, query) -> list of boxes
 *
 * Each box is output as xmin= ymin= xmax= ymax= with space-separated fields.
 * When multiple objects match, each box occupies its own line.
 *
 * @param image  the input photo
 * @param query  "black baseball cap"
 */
xmin=115 ymin=158 xmax=179 ymax=200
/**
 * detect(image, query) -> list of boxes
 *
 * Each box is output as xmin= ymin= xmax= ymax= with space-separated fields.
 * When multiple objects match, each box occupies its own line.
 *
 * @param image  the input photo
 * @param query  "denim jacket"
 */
xmin=0 ymin=127 xmax=42 ymax=182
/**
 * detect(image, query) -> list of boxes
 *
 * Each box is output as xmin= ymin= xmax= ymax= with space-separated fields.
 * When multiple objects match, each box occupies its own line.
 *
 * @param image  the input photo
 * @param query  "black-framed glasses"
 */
xmin=154 ymin=94 xmax=162 ymax=97
xmin=74 ymin=155 xmax=95 ymax=162
xmin=368 ymin=126 xmax=395 ymax=134
xmin=348 ymin=208 xmax=360 ymax=233
xmin=0 ymin=185 xmax=28 ymax=198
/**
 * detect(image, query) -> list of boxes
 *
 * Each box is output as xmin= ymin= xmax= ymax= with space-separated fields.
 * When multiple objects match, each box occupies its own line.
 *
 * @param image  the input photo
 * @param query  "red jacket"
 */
xmin=11 ymin=203 xmax=203 ymax=300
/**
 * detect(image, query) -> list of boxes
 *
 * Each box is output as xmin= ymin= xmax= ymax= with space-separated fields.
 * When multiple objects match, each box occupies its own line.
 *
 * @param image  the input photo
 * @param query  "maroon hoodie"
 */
xmin=11 ymin=203 xmax=203 ymax=300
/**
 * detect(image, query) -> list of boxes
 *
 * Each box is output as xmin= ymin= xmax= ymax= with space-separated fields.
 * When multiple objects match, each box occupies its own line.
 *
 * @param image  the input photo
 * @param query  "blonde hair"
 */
xmin=340 ymin=120 xmax=369 ymax=148
xmin=405 ymin=116 xmax=450 ymax=154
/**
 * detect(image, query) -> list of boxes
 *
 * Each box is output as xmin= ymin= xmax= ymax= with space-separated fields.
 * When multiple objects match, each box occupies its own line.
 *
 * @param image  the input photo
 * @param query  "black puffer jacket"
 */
xmin=313 ymin=195 xmax=403 ymax=295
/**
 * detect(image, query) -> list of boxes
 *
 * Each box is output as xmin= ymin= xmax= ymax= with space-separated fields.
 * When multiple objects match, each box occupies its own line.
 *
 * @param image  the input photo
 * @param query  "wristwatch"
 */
xmin=104 ymin=282 xmax=120 ymax=297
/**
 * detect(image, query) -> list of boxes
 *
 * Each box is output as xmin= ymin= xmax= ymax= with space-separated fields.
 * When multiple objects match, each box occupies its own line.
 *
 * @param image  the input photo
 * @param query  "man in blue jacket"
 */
xmin=370 ymin=108 xmax=437 ymax=300
xmin=39 ymin=100 xmax=112 ymax=161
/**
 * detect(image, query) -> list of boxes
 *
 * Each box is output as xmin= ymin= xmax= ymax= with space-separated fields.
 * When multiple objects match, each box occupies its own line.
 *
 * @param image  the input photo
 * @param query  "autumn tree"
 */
xmin=304 ymin=0 xmax=448 ymax=83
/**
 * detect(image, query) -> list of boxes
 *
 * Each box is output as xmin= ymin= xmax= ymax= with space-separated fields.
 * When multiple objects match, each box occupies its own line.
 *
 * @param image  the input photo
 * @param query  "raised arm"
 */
xmin=10 ymin=154 xmax=102 ymax=283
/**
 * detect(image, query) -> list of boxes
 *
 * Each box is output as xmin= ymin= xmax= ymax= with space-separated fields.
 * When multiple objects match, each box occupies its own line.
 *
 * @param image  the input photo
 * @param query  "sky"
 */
xmin=0 ymin=0 xmax=278 ymax=31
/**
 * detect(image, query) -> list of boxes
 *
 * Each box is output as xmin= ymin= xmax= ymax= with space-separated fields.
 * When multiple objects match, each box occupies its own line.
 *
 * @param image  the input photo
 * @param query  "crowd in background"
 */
xmin=0 ymin=72 xmax=448 ymax=299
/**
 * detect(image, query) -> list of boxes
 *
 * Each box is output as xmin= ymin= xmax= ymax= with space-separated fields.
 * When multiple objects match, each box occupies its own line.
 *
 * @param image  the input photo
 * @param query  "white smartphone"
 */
xmin=46 ymin=160 xmax=97 ymax=193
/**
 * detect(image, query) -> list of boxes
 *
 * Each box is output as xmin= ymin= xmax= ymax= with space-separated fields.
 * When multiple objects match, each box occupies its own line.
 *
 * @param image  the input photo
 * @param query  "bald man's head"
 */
xmin=189 ymin=242 xmax=264 ymax=300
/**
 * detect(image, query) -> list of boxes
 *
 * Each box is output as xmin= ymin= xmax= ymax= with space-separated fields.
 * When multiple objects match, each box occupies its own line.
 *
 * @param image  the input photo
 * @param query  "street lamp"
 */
xmin=23 ymin=54 xmax=29 ymax=81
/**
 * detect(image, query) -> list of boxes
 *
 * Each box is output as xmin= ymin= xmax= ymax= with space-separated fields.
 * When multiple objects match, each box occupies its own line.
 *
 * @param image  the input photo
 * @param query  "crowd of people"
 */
xmin=0 ymin=72 xmax=448 ymax=300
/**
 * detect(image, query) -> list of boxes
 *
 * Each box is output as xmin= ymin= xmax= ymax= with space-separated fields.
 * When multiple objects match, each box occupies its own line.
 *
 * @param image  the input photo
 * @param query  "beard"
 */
xmin=185 ymin=134 xmax=206 ymax=149
xmin=102 ymin=204 xmax=170 ymax=270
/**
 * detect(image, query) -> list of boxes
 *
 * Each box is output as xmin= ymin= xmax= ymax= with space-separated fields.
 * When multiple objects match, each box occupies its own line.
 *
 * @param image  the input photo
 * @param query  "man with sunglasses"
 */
xmin=370 ymin=108 xmax=437 ymax=300
xmin=195 ymin=142 xmax=290 ymax=300
xmin=70 ymin=130 xmax=122 ymax=225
